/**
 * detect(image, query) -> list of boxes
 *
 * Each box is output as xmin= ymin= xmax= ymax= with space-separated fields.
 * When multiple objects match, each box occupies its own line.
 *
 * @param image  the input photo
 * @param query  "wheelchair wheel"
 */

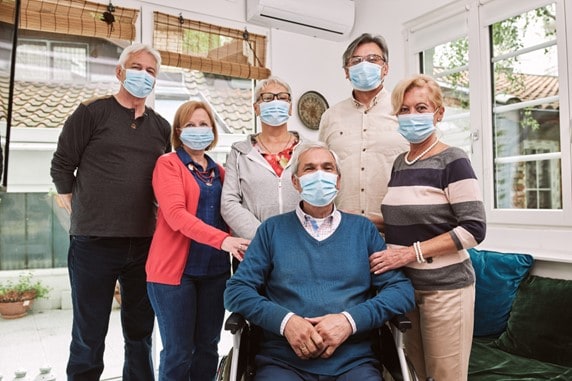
xmin=404 ymin=357 xmax=420 ymax=381
xmin=216 ymin=350 xmax=232 ymax=381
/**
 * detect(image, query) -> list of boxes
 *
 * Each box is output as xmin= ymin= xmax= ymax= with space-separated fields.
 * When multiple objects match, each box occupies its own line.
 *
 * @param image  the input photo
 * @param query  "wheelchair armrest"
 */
xmin=389 ymin=314 xmax=412 ymax=333
xmin=224 ymin=312 xmax=248 ymax=334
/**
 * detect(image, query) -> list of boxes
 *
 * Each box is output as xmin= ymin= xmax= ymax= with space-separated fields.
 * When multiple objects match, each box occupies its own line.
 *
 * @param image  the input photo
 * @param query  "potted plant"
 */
xmin=0 ymin=273 xmax=50 ymax=319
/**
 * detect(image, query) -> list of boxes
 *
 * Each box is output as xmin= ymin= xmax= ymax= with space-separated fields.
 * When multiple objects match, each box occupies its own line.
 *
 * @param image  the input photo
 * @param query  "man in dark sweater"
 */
xmin=50 ymin=43 xmax=171 ymax=381
xmin=224 ymin=142 xmax=414 ymax=380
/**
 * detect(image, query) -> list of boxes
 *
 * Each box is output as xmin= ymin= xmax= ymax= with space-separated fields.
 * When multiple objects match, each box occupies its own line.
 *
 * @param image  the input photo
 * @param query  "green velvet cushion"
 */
xmin=468 ymin=248 xmax=533 ymax=337
xmin=469 ymin=337 xmax=572 ymax=381
xmin=495 ymin=275 xmax=572 ymax=367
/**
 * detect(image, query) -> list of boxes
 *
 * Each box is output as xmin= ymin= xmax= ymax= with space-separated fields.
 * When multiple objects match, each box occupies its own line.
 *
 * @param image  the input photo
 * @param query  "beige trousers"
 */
xmin=404 ymin=285 xmax=475 ymax=381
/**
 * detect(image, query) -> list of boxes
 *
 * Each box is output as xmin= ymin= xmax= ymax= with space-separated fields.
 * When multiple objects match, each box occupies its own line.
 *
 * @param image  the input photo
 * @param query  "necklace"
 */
xmin=257 ymin=133 xmax=292 ymax=155
xmin=404 ymin=138 xmax=440 ymax=165
xmin=187 ymin=163 xmax=214 ymax=186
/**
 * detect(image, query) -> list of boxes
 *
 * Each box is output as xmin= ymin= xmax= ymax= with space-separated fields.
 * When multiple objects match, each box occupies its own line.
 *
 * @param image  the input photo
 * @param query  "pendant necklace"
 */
xmin=404 ymin=138 xmax=440 ymax=165
xmin=257 ymin=133 xmax=292 ymax=155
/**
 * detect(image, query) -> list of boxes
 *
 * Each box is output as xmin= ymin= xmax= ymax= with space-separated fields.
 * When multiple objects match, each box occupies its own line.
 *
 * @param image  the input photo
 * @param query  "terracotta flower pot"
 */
xmin=0 ymin=299 xmax=34 ymax=319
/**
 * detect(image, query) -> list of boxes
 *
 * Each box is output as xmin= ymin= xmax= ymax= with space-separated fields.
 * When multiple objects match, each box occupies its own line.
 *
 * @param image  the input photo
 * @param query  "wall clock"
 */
xmin=297 ymin=91 xmax=329 ymax=130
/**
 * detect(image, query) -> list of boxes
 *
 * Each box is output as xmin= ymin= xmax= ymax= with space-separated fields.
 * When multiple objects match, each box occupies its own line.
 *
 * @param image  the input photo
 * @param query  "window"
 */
xmin=404 ymin=0 xmax=572 ymax=261
xmin=0 ymin=0 xmax=140 ymax=270
xmin=152 ymin=9 xmax=264 ymax=164
xmin=421 ymin=37 xmax=472 ymax=156
xmin=153 ymin=68 xmax=254 ymax=164
xmin=16 ymin=39 xmax=88 ymax=81
xmin=489 ymin=4 xmax=561 ymax=210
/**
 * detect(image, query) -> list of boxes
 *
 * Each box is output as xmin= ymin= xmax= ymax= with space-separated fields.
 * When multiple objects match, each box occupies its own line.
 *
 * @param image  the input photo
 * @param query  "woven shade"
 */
xmin=0 ymin=0 xmax=139 ymax=41
xmin=154 ymin=11 xmax=270 ymax=80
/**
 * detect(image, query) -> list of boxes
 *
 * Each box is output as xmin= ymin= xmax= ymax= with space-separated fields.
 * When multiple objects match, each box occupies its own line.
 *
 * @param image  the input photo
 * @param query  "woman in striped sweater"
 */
xmin=369 ymin=74 xmax=486 ymax=381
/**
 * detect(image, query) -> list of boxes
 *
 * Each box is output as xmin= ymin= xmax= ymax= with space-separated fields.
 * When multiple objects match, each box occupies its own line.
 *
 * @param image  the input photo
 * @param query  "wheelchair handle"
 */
xmin=225 ymin=312 xmax=248 ymax=334
xmin=390 ymin=314 xmax=412 ymax=333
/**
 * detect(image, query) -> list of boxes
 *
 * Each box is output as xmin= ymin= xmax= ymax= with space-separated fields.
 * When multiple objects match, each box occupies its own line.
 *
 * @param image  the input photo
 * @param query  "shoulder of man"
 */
xmin=80 ymin=94 xmax=114 ymax=108
xmin=340 ymin=211 xmax=379 ymax=231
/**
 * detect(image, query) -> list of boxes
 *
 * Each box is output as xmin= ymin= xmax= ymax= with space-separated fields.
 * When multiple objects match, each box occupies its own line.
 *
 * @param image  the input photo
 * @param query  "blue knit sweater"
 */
xmin=224 ymin=211 xmax=415 ymax=376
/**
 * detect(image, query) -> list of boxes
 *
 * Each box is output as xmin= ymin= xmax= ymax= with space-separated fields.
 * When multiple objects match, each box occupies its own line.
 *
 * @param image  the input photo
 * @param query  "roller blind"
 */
xmin=404 ymin=1 xmax=468 ymax=54
xmin=153 ymin=11 xmax=270 ymax=80
xmin=0 ymin=0 xmax=139 ymax=41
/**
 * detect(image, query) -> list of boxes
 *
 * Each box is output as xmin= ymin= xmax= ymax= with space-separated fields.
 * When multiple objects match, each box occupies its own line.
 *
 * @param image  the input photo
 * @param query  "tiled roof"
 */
xmin=181 ymin=71 xmax=253 ymax=134
xmin=495 ymin=72 xmax=559 ymax=106
xmin=437 ymin=69 xmax=559 ymax=108
xmin=2 ymin=79 xmax=113 ymax=129
xmin=0 ymin=71 xmax=253 ymax=133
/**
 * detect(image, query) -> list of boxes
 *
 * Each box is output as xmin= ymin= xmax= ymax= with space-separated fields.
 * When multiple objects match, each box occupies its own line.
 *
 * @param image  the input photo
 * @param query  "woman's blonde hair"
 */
xmin=171 ymin=101 xmax=218 ymax=150
xmin=391 ymin=74 xmax=443 ymax=115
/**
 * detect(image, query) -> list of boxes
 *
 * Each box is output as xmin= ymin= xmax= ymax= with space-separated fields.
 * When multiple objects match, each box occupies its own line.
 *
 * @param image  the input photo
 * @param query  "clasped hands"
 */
xmin=284 ymin=313 xmax=352 ymax=360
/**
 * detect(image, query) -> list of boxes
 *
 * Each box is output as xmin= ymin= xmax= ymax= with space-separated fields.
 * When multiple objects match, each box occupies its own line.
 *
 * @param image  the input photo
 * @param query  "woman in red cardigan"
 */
xmin=146 ymin=100 xmax=250 ymax=381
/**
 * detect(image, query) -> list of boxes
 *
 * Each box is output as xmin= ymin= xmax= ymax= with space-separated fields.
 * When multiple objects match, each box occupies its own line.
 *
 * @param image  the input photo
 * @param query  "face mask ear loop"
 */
xmin=434 ymin=108 xmax=444 ymax=139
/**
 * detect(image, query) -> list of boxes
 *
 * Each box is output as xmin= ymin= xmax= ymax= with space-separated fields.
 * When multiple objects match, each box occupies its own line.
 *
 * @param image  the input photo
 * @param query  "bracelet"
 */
xmin=414 ymin=241 xmax=426 ymax=264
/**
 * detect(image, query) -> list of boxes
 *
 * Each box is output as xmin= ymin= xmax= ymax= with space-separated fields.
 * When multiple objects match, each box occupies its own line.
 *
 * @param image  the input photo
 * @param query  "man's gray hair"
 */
xmin=290 ymin=141 xmax=341 ymax=176
xmin=342 ymin=33 xmax=389 ymax=68
xmin=118 ymin=43 xmax=162 ymax=73
xmin=254 ymin=76 xmax=292 ymax=101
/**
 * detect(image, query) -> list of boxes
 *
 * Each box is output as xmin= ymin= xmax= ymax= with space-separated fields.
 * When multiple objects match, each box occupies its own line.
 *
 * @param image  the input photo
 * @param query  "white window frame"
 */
xmin=403 ymin=0 xmax=572 ymax=262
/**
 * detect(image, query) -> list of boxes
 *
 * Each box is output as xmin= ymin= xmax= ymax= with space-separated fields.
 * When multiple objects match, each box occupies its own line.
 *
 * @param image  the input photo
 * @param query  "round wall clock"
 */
xmin=297 ymin=91 xmax=329 ymax=130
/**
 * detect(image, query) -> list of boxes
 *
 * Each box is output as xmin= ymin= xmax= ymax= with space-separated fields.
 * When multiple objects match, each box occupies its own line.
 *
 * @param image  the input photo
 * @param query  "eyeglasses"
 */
xmin=259 ymin=92 xmax=291 ymax=102
xmin=346 ymin=54 xmax=385 ymax=67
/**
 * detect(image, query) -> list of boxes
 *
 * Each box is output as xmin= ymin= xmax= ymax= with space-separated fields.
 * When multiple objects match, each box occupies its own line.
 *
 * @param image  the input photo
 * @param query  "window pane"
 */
xmin=421 ymin=37 xmax=471 ymax=156
xmin=16 ymin=40 xmax=49 ymax=81
xmin=491 ymin=3 xmax=560 ymax=210
xmin=2 ymin=31 xmax=126 ymax=269
xmin=154 ymin=67 xmax=254 ymax=164
xmin=53 ymin=43 xmax=88 ymax=81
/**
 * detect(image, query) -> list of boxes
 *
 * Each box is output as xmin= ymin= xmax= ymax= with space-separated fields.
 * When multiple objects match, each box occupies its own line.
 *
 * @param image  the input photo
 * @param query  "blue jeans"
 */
xmin=254 ymin=355 xmax=382 ymax=380
xmin=66 ymin=236 xmax=155 ymax=381
xmin=148 ymin=272 xmax=229 ymax=381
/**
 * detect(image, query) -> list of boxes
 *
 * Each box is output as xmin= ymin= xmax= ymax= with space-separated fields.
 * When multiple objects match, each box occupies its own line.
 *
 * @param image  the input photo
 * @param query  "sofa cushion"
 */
xmin=495 ymin=275 xmax=572 ymax=367
xmin=469 ymin=337 xmax=572 ymax=381
xmin=468 ymin=248 xmax=533 ymax=337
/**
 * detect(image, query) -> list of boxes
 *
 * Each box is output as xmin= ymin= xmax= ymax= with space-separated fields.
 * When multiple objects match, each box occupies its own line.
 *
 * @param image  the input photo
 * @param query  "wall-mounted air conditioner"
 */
xmin=246 ymin=0 xmax=355 ymax=41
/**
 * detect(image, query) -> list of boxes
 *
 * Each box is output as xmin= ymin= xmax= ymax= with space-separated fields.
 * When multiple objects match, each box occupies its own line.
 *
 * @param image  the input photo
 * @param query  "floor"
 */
xmin=0 ymin=307 xmax=233 ymax=380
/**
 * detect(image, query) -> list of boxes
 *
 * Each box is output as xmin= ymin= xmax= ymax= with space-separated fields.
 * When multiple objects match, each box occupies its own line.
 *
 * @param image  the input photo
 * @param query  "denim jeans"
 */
xmin=148 ymin=272 xmax=229 ymax=381
xmin=66 ymin=236 xmax=155 ymax=381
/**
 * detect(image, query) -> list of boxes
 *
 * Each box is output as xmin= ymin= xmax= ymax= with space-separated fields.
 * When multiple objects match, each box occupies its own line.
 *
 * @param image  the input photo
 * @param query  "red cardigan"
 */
xmin=146 ymin=152 xmax=229 ymax=285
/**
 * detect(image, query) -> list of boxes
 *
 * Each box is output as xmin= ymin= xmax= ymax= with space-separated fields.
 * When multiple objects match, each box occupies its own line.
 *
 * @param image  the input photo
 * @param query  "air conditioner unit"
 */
xmin=246 ymin=0 xmax=355 ymax=41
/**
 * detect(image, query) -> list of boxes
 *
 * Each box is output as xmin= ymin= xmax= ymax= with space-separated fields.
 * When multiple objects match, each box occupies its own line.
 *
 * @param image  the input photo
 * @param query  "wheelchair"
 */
xmin=217 ymin=312 xmax=434 ymax=381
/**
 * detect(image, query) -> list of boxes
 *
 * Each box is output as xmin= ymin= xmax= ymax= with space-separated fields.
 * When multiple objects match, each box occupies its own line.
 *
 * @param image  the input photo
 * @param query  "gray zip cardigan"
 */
xmin=221 ymin=133 xmax=303 ymax=239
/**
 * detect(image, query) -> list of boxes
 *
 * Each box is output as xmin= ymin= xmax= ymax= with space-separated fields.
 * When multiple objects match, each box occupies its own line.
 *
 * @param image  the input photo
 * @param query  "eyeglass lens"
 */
xmin=348 ymin=54 xmax=384 ymax=66
xmin=260 ymin=92 xmax=291 ymax=102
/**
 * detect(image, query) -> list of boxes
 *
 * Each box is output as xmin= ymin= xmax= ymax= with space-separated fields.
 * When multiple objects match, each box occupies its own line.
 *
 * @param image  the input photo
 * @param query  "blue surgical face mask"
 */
xmin=298 ymin=170 xmax=339 ymax=207
xmin=259 ymin=100 xmax=290 ymax=126
xmin=122 ymin=68 xmax=155 ymax=98
xmin=348 ymin=61 xmax=383 ymax=91
xmin=180 ymin=126 xmax=215 ymax=151
xmin=397 ymin=113 xmax=437 ymax=143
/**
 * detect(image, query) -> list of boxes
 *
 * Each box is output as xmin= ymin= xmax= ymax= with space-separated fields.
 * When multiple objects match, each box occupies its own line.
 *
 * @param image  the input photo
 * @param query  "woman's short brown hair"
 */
xmin=171 ymin=101 xmax=218 ymax=151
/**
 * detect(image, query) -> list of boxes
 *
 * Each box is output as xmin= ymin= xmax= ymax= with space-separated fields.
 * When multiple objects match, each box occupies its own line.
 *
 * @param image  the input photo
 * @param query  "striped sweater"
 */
xmin=381 ymin=147 xmax=486 ymax=291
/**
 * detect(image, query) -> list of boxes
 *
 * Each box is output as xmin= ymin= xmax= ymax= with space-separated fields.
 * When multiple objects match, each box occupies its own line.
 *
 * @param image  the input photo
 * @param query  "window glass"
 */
xmin=154 ymin=67 xmax=254 ymax=164
xmin=0 ymin=30 xmax=122 ymax=270
xmin=421 ymin=37 xmax=472 ymax=156
xmin=490 ymin=3 xmax=560 ymax=209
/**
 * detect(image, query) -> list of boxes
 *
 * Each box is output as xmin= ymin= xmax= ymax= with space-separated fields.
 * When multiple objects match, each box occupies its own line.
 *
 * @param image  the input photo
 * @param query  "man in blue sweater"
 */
xmin=224 ymin=141 xmax=415 ymax=380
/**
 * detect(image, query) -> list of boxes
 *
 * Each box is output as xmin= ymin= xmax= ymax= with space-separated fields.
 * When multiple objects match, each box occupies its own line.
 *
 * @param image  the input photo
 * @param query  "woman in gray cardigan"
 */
xmin=221 ymin=77 xmax=302 ymax=240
